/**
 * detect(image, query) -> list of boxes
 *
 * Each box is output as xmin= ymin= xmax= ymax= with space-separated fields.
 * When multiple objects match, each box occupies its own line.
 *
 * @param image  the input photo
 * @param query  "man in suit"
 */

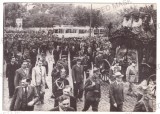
xmin=10 ymin=78 xmax=39 ymax=111
xmin=109 ymin=72 xmax=124 ymax=112
xmin=32 ymin=59 xmax=47 ymax=104
xmin=82 ymin=68 xmax=101 ymax=111
xmin=6 ymin=57 xmax=19 ymax=98
xmin=53 ymin=69 xmax=69 ymax=104
xmin=14 ymin=60 xmax=30 ymax=88
xmin=50 ymin=95 xmax=75 ymax=111
xmin=54 ymin=85 xmax=77 ymax=111
xmin=72 ymin=59 xmax=84 ymax=101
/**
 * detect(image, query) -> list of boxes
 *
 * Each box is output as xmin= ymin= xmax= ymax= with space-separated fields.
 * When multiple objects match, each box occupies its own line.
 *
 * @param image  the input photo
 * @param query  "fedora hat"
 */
xmin=113 ymin=72 xmax=124 ymax=78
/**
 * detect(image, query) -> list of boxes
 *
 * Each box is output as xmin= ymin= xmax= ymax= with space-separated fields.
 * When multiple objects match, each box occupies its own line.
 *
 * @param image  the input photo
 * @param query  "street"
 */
xmin=3 ymin=51 xmax=152 ymax=111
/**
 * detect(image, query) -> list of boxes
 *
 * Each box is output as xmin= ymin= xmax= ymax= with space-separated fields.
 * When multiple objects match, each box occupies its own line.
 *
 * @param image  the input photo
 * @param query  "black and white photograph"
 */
xmin=2 ymin=1 xmax=157 ymax=112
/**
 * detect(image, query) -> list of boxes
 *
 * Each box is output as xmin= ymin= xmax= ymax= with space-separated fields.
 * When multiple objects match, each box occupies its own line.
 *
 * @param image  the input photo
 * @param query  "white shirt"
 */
xmin=23 ymin=86 xmax=28 ymax=92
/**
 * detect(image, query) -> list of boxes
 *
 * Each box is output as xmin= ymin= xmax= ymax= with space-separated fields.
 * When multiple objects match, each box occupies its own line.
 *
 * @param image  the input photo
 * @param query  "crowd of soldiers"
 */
xmin=5 ymin=29 xmax=155 ymax=112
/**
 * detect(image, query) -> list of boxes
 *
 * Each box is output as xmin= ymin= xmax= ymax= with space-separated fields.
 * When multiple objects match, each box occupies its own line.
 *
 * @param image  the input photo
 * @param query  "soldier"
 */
xmin=72 ymin=59 xmax=84 ymax=101
xmin=53 ymin=68 xmax=69 ymax=106
xmin=126 ymin=60 xmax=138 ymax=96
xmin=50 ymin=64 xmax=61 ymax=98
xmin=82 ymin=68 xmax=101 ymax=111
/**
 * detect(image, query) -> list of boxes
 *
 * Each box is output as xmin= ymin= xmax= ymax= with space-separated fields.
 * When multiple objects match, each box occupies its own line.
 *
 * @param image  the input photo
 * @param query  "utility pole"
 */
xmin=89 ymin=4 xmax=92 ymax=38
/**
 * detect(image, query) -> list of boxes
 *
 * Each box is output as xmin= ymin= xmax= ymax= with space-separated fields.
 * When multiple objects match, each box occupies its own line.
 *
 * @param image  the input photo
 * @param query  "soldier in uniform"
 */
xmin=72 ymin=59 xmax=84 ymax=101
xmin=53 ymin=68 xmax=69 ymax=106
xmin=126 ymin=60 xmax=138 ymax=96
xmin=82 ymin=68 xmax=101 ymax=111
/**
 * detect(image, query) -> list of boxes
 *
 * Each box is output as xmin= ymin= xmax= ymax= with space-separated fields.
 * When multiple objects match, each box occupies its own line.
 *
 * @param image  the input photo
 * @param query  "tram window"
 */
xmin=79 ymin=29 xmax=87 ymax=34
xmin=94 ymin=29 xmax=99 ymax=35
xmin=66 ymin=29 xmax=71 ymax=33
xmin=54 ymin=29 xmax=59 ymax=33
xmin=59 ymin=29 xmax=64 ymax=33
xmin=100 ymin=29 xmax=105 ymax=34
xmin=71 ymin=29 xmax=77 ymax=33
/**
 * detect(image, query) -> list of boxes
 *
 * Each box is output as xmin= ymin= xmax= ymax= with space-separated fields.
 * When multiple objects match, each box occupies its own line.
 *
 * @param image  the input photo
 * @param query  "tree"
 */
xmin=4 ymin=3 xmax=26 ymax=27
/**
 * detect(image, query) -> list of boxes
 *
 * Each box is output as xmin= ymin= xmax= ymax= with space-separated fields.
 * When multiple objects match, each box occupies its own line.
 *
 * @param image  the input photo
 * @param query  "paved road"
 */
xmin=3 ymin=51 xmax=156 ymax=111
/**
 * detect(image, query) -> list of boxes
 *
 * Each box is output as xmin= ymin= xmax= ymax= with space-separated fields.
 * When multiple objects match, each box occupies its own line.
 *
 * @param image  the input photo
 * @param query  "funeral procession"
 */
xmin=3 ymin=3 xmax=156 ymax=112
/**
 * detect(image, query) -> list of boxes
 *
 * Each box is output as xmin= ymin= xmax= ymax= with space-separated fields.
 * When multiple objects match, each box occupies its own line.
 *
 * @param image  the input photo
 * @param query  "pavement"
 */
xmin=2 ymin=51 xmax=156 ymax=111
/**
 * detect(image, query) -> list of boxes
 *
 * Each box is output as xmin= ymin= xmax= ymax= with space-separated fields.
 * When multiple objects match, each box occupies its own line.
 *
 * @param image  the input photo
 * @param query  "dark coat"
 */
xmin=6 ymin=63 xmax=19 ymax=79
xmin=109 ymin=81 xmax=124 ymax=105
xmin=53 ymin=78 xmax=69 ymax=98
xmin=54 ymin=96 xmax=77 ymax=111
xmin=53 ymin=49 xmax=61 ymax=63
xmin=84 ymin=78 xmax=101 ymax=101
xmin=29 ymin=51 xmax=37 ymax=66
xmin=10 ymin=85 xmax=39 ymax=111
xmin=50 ymin=106 xmax=75 ymax=111
xmin=6 ymin=63 xmax=19 ymax=96
xmin=95 ymin=55 xmax=103 ymax=68
xmin=72 ymin=64 xmax=84 ymax=83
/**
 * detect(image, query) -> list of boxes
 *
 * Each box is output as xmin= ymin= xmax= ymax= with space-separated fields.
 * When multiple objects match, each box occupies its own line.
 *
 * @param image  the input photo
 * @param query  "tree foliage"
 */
xmin=4 ymin=3 xmax=156 ymax=31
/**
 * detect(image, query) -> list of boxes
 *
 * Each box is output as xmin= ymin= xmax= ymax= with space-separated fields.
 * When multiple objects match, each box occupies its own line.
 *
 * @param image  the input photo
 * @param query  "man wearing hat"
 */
xmin=72 ymin=58 xmax=84 ymax=101
xmin=109 ymin=72 xmax=124 ymax=112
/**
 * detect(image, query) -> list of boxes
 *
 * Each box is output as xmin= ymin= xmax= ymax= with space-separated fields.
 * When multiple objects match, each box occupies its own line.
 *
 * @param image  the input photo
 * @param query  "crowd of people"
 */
xmin=4 ymin=29 xmax=155 ymax=112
